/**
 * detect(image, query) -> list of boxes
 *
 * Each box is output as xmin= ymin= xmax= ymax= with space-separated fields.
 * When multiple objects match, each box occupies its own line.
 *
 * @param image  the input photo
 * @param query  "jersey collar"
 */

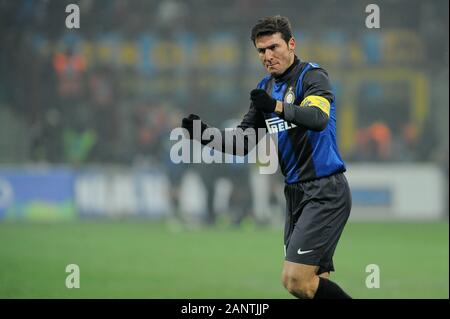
xmin=273 ymin=55 xmax=300 ymax=84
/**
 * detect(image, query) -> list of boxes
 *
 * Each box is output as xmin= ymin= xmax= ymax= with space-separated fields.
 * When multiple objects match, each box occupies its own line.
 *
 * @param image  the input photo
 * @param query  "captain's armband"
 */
xmin=300 ymin=95 xmax=330 ymax=116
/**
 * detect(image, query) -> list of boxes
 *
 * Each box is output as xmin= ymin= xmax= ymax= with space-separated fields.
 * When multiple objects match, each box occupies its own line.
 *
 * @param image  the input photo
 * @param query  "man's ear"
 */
xmin=288 ymin=37 xmax=296 ymax=51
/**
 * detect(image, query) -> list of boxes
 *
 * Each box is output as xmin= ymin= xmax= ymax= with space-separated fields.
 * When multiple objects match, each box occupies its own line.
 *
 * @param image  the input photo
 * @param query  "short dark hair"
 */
xmin=251 ymin=15 xmax=293 ymax=45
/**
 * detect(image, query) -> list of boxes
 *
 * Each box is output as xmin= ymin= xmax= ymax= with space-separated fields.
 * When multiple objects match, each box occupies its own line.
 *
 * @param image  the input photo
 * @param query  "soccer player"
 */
xmin=181 ymin=15 xmax=352 ymax=299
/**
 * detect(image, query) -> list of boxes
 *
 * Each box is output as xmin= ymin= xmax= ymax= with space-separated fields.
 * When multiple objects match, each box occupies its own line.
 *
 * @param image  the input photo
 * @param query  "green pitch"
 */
xmin=0 ymin=220 xmax=448 ymax=298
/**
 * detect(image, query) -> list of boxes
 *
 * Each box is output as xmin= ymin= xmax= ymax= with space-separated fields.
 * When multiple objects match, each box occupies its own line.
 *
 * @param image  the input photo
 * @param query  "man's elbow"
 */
xmin=311 ymin=113 xmax=329 ymax=131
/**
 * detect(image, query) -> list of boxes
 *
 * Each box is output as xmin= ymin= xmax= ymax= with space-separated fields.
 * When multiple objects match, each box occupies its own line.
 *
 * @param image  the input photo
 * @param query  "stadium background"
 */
xmin=0 ymin=0 xmax=448 ymax=298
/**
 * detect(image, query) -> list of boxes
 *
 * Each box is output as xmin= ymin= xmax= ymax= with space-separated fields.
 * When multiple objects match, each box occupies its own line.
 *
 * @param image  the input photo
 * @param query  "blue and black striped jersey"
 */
xmin=238 ymin=57 xmax=346 ymax=184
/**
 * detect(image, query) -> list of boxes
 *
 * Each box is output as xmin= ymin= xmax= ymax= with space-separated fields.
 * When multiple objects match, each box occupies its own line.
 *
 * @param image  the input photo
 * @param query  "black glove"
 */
xmin=250 ymin=89 xmax=277 ymax=113
xmin=181 ymin=114 xmax=208 ymax=139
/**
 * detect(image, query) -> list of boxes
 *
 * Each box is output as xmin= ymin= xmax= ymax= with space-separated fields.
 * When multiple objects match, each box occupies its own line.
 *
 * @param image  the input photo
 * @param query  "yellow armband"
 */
xmin=300 ymin=95 xmax=330 ymax=116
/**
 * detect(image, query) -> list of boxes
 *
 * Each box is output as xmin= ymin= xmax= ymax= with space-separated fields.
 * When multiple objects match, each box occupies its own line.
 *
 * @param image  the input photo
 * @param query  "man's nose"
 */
xmin=264 ymin=49 xmax=274 ymax=61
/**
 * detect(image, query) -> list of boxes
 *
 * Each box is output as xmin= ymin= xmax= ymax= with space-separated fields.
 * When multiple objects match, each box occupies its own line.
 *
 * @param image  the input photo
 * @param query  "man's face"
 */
xmin=255 ymin=32 xmax=295 ymax=76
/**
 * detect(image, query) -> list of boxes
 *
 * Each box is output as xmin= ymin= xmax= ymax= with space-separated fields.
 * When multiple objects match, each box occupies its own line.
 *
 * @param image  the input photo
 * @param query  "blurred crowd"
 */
xmin=0 ymin=0 xmax=448 ymax=222
xmin=0 ymin=0 xmax=448 ymax=223
xmin=1 ymin=0 xmax=447 ymax=164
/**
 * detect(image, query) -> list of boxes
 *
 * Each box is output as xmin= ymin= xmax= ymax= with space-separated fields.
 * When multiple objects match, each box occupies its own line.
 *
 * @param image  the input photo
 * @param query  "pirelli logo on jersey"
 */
xmin=265 ymin=117 xmax=297 ymax=134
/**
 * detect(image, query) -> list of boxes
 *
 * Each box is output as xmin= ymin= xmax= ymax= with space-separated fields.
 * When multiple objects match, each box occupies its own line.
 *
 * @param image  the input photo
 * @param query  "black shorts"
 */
xmin=283 ymin=173 xmax=351 ymax=274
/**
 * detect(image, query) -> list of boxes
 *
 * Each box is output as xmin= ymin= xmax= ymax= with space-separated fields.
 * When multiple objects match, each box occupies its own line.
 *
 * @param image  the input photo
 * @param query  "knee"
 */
xmin=282 ymin=272 xmax=317 ymax=299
